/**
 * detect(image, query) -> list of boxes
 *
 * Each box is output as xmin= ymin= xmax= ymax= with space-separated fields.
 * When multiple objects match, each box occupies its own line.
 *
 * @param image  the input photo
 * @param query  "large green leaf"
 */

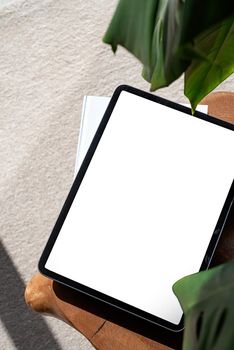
xmin=103 ymin=0 xmax=234 ymax=109
xmin=185 ymin=17 xmax=234 ymax=112
xmin=103 ymin=0 xmax=161 ymax=83
xmin=173 ymin=261 xmax=234 ymax=350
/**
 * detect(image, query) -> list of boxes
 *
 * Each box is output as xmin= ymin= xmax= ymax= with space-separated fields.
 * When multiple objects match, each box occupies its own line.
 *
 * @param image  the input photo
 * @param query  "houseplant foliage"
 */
xmin=103 ymin=0 xmax=234 ymax=112
xmin=173 ymin=261 xmax=234 ymax=350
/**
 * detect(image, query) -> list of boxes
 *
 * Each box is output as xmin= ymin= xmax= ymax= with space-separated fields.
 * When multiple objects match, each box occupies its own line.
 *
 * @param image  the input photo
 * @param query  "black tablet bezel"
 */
xmin=39 ymin=85 xmax=234 ymax=333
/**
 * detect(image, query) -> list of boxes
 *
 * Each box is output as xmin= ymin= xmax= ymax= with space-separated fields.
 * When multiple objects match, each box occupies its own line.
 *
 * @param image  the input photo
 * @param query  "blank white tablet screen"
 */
xmin=46 ymin=91 xmax=233 ymax=325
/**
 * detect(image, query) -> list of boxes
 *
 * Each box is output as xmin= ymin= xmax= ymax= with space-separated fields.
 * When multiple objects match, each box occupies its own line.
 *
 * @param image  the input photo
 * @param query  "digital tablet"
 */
xmin=39 ymin=85 xmax=234 ymax=335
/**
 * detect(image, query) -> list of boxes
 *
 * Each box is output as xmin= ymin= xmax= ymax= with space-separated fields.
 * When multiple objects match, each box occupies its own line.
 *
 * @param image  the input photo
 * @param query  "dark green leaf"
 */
xmin=103 ymin=0 xmax=234 ymax=109
xmin=173 ymin=261 xmax=234 ymax=350
xmin=103 ymin=0 xmax=159 ymax=81
xmin=184 ymin=17 xmax=234 ymax=112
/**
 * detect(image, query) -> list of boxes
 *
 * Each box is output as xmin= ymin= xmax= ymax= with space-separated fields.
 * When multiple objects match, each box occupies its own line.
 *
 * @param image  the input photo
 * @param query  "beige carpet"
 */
xmin=0 ymin=0 xmax=233 ymax=349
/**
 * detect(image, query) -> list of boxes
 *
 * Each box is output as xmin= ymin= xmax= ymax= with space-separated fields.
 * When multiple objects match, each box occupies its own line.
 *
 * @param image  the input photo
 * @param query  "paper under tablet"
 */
xmin=45 ymin=90 xmax=233 ymax=326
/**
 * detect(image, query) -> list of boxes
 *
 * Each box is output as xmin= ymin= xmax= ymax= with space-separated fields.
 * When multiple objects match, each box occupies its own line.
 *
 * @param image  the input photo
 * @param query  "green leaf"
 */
xmin=173 ymin=261 xmax=234 ymax=350
xmin=103 ymin=0 xmax=234 ymax=109
xmin=103 ymin=0 xmax=160 ymax=83
xmin=184 ymin=17 xmax=234 ymax=112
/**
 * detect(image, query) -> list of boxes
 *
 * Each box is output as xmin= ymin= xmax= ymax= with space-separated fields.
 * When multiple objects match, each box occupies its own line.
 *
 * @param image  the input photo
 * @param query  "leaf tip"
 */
xmin=102 ymin=35 xmax=118 ymax=54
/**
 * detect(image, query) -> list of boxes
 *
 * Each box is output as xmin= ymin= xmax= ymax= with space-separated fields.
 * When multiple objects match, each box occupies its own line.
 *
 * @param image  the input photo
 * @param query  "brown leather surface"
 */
xmin=25 ymin=92 xmax=234 ymax=350
xmin=202 ymin=92 xmax=234 ymax=124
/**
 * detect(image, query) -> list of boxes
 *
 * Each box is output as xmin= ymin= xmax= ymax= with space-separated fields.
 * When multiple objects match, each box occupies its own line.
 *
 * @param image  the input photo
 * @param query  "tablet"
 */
xmin=39 ymin=85 xmax=234 ymax=335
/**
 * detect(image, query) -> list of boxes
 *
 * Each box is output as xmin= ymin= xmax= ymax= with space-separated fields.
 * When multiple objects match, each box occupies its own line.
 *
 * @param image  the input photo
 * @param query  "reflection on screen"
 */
xmin=46 ymin=91 xmax=233 ymax=325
